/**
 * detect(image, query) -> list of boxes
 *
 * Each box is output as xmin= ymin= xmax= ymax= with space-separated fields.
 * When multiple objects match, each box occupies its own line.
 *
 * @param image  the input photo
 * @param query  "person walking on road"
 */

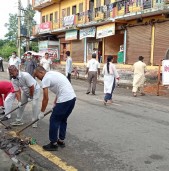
xmin=102 ymin=56 xmax=119 ymax=105
xmin=25 ymin=52 xmax=37 ymax=76
xmin=0 ymin=81 xmax=16 ymax=121
xmin=85 ymin=53 xmax=100 ymax=95
xmin=65 ymin=51 xmax=72 ymax=83
xmin=132 ymin=56 xmax=147 ymax=97
xmin=0 ymin=57 xmax=4 ymax=72
xmin=8 ymin=65 xmax=40 ymax=128
xmin=40 ymin=52 xmax=52 ymax=71
xmin=34 ymin=66 xmax=76 ymax=151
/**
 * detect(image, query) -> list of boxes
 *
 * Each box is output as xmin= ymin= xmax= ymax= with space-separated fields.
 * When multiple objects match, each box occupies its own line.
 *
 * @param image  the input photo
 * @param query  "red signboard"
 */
xmin=39 ymin=22 xmax=51 ymax=33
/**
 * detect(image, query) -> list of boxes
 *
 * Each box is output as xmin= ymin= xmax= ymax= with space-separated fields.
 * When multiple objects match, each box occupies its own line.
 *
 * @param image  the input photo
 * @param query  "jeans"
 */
xmin=104 ymin=78 xmax=116 ymax=102
xmin=49 ymin=98 xmax=76 ymax=143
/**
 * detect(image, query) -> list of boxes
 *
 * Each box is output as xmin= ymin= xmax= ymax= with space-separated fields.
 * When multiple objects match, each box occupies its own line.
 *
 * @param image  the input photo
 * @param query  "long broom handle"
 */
xmin=17 ymin=110 xmax=52 ymax=135
xmin=0 ymin=101 xmax=28 ymax=119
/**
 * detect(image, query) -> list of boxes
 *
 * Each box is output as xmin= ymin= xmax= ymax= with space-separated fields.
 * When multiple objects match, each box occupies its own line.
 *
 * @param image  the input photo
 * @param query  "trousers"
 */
xmin=16 ymin=89 xmax=40 ymax=122
xmin=49 ymin=98 xmax=76 ymax=143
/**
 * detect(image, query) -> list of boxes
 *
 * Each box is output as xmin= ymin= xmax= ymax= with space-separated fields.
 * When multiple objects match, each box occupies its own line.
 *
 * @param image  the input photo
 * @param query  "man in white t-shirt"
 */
xmin=85 ymin=53 xmax=100 ymax=95
xmin=8 ymin=51 xmax=21 ymax=79
xmin=40 ymin=52 xmax=52 ymax=71
xmin=34 ymin=66 xmax=76 ymax=151
xmin=8 ymin=65 xmax=40 ymax=128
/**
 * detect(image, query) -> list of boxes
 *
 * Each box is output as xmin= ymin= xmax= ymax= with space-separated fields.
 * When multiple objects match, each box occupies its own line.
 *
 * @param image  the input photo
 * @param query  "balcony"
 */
xmin=32 ymin=0 xmax=60 ymax=10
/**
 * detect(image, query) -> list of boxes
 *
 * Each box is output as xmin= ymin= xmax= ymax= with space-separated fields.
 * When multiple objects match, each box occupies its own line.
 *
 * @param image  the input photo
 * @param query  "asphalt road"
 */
xmin=1 ymin=66 xmax=169 ymax=171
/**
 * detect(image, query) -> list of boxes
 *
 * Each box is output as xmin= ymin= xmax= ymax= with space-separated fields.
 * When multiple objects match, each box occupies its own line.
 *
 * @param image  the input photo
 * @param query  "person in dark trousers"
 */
xmin=25 ymin=52 xmax=37 ymax=77
xmin=85 ymin=53 xmax=100 ymax=95
xmin=34 ymin=66 xmax=76 ymax=151
xmin=0 ymin=57 xmax=4 ymax=72
xmin=65 ymin=51 xmax=72 ymax=83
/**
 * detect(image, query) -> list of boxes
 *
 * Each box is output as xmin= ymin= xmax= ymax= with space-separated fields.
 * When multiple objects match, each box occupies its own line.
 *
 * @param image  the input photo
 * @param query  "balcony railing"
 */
xmin=32 ymin=1 xmax=169 ymax=36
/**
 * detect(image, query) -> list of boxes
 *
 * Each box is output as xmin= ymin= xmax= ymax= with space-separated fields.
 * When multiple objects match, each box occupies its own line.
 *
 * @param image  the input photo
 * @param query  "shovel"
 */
xmin=16 ymin=110 xmax=52 ymax=136
xmin=0 ymin=101 xmax=28 ymax=120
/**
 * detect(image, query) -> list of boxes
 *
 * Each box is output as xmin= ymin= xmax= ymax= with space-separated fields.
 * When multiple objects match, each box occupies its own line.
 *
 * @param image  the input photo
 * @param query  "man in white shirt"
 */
xmin=8 ymin=51 xmax=21 ymax=70
xmin=8 ymin=51 xmax=21 ymax=79
xmin=34 ymin=66 xmax=76 ymax=151
xmin=132 ymin=56 xmax=147 ymax=97
xmin=8 ymin=65 xmax=40 ymax=128
xmin=85 ymin=53 xmax=100 ymax=95
xmin=65 ymin=51 xmax=72 ymax=83
xmin=40 ymin=52 xmax=52 ymax=71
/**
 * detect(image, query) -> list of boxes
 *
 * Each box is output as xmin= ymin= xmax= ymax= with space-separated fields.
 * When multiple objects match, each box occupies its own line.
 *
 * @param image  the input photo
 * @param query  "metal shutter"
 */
xmin=154 ymin=21 xmax=169 ymax=65
xmin=126 ymin=25 xmax=151 ymax=65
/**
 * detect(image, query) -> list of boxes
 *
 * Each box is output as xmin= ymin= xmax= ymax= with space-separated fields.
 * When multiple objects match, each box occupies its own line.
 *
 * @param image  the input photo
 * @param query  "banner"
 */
xmin=162 ymin=60 xmax=169 ymax=85
xmin=65 ymin=30 xmax=78 ymax=40
xmin=63 ymin=15 xmax=75 ymax=27
xmin=39 ymin=22 xmax=51 ymax=33
xmin=80 ymin=27 xmax=96 ymax=40
xmin=96 ymin=23 xmax=115 ymax=39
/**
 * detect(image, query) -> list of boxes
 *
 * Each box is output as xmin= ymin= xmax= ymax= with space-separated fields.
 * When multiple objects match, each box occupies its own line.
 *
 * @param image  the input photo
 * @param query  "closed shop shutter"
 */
xmin=71 ymin=40 xmax=84 ymax=62
xmin=154 ymin=21 xmax=169 ymax=65
xmin=127 ymin=25 xmax=151 ymax=65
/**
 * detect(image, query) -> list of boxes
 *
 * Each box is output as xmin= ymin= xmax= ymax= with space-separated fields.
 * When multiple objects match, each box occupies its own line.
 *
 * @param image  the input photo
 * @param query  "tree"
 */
xmin=4 ymin=14 xmax=18 ymax=42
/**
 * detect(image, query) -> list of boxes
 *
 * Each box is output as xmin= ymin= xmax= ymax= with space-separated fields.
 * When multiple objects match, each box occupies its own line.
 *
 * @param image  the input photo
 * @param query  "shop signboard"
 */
xmin=39 ymin=22 xmax=51 ymax=33
xmin=96 ymin=23 xmax=115 ymax=39
xmin=162 ymin=60 xmax=169 ymax=85
xmin=80 ymin=27 xmax=96 ymax=40
xmin=63 ymin=15 xmax=75 ymax=27
xmin=39 ymin=41 xmax=48 ymax=50
xmin=65 ymin=30 xmax=78 ymax=40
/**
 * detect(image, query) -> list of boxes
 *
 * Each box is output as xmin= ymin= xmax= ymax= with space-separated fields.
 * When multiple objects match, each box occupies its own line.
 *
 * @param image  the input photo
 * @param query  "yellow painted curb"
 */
xmin=29 ymin=144 xmax=78 ymax=171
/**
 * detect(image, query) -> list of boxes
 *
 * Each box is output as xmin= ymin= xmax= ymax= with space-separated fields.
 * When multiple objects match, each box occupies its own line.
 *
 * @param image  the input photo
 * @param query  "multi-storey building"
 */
xmin=32 ymin=0 xmax=169 ymax=65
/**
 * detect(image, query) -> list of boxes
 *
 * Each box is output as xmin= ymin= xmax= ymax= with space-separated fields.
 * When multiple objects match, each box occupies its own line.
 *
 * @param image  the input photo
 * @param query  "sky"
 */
xmin=0 ymin=0 xmax=40 ymax=39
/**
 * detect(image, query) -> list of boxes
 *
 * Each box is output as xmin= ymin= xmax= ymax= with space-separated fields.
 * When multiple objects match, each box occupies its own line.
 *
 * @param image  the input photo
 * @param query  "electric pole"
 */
xmin=18 ymin=0 xmax=21 ymax=58
xmin=26 ymin=0 xmax=30 ymax=51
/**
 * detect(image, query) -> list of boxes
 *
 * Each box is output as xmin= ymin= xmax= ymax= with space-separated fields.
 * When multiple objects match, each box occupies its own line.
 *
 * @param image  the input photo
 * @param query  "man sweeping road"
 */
xmin=8 ymin=65 xmax=40 ymax=128
xmin=34 ymin=66 xmax=76 ymax=151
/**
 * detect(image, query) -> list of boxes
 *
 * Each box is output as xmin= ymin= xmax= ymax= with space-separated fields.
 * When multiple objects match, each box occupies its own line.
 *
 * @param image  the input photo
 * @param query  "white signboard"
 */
xmin=80 ymin=27 xmax=96 ymax=40
xmin=162 ymin=60 xmax=169 ymax=85
xmin=96 ymin=23 xmax=115 ymax=39
xmin=63 ymin=15 xmax=75 ymax=27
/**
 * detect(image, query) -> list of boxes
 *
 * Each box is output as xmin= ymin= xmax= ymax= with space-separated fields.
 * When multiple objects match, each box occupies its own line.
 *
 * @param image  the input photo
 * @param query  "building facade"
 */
xmin=32 ymin=0 xmax=169 ymax=65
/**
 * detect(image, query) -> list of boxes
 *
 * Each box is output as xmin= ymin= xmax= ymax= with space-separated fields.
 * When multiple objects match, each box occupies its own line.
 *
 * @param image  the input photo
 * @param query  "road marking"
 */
xmin=29 ymin=144 xmax=78 ymax=171
xmin=95 ymin=98 xmax=121 ymax=106
xmin=8 ymin=131 xmax=78 ymax=171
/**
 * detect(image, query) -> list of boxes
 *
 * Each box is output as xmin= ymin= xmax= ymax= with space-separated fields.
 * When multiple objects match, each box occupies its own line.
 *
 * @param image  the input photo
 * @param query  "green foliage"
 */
xmin=0 ymin=42 xmax=17 ymax=59
xmin=31 ymin=41 xmax=39 ymax=52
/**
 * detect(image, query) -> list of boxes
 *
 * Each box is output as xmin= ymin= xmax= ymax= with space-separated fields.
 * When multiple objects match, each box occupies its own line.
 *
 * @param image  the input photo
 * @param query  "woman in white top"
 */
xmin=102 ymin=56 xmax=119 ymax=105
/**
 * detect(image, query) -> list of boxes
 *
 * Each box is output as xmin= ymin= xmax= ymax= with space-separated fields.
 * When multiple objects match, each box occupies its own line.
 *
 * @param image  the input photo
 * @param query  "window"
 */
xmin=96 ymin=0 xmax=101 ymax=8
xmin=42 ymin=16 xmax=45 ymax=23
xmin=72 ymin=5 xmax=76 ymax=15
xmin=104 ymin=0 xmax=110 ymax=5
xmin=67 ymin=7 xmax=70 ymax=16
xmin=55 ymin=11 xmax=58 ymax=22
xmin=136 ymin=0 xmax=142 ymax=6
xmin=62 ymin=9 xmax=66 ymax=17
xmin=50 ymin=13 xmax=53 ymax=22
xmin=46 ymin=15 xmax=48 ymax=22
xmin=78 ymin=3 xmax=83 ymax=20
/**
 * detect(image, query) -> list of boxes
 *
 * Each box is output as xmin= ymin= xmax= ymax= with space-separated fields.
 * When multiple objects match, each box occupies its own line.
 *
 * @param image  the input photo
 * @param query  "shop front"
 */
xmin=126 ymin=25 xmax=152 ymax=65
